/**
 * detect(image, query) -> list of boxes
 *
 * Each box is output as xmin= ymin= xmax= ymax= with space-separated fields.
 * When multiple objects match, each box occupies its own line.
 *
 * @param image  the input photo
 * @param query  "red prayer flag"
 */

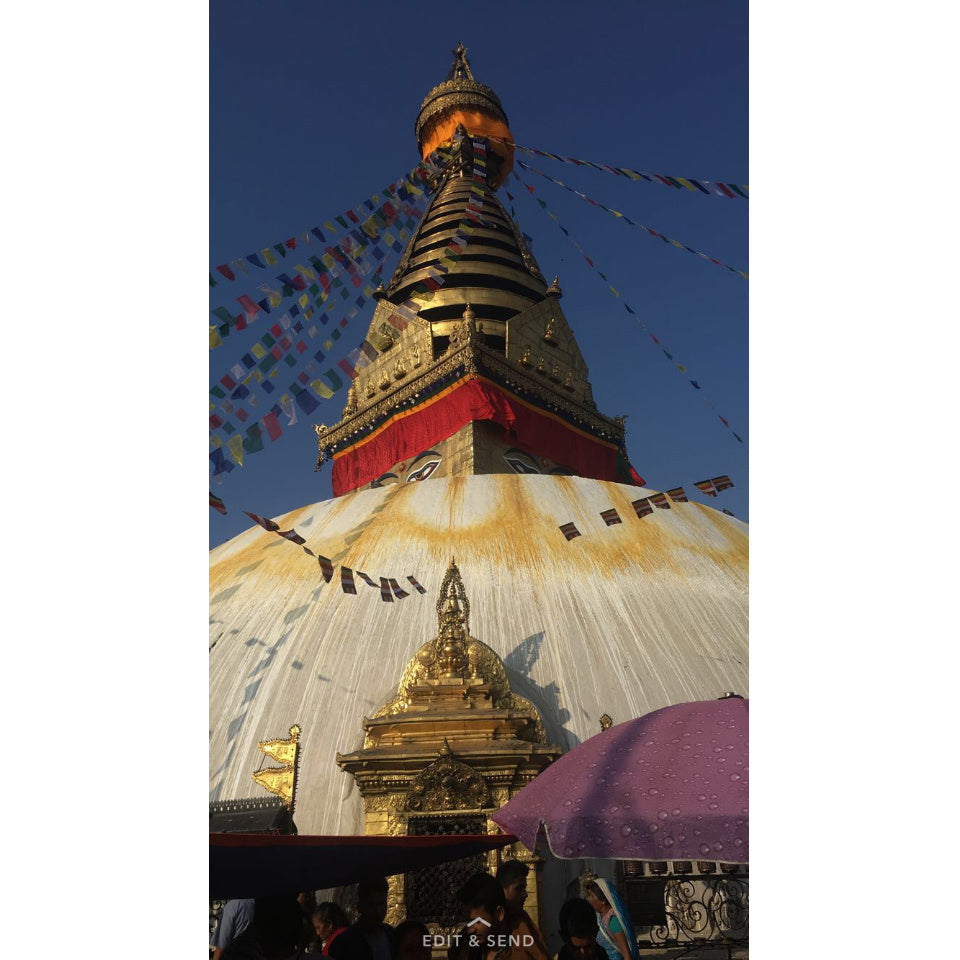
xmin=263 ymin=412 xmax=282 ymax=441
xmin=216 ymin=264 xmax=236 ymax=281
xmin=238 ymin=295 xmax=261 ymax=317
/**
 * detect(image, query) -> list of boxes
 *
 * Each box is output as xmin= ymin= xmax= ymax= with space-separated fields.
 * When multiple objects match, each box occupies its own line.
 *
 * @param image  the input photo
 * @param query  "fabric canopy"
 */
xmin=210 ymin=832 xmax=516 ymax=899
xmin=492 ymin=698 xmax=748 ymax=863
xmin=331 ymin=375 xmax=622 ymax=494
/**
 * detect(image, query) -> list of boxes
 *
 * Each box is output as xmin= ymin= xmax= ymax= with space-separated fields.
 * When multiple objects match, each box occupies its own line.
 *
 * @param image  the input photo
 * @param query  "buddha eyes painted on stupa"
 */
xmin=503 ymin=448 xmax=541 ymax=474
xmin=406 ymin=450 xmax=442 ymax=482
xmin=370 ymin=472 xmax=398 ymax=488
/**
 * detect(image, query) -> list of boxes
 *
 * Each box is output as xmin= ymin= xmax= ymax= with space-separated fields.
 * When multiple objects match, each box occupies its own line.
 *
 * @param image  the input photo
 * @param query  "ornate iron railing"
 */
xmin=648 ymin=875 xmax=748 ymax=950
xmin=620 ymin=862 xmax=748 ymax=954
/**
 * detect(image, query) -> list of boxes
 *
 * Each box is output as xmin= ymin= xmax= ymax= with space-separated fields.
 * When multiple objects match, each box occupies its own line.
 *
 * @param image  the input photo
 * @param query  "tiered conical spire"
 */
xmin=315 ymin=47 xmax=640 ymax=496
xmin=387 ymin=137 xmax=546 ymax=324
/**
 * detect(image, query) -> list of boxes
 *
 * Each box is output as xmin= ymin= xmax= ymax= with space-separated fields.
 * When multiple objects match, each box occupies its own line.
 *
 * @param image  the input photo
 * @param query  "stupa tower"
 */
xmin=315 ymin=44 xmax=640 ymax=496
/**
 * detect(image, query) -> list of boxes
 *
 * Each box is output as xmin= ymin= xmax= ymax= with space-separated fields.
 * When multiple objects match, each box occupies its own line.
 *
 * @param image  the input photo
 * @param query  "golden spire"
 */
xmin=435 ymin=558 xmax=471 ymax=678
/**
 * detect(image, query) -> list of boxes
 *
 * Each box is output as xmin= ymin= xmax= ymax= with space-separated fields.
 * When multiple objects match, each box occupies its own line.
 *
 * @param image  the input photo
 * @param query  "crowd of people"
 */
xmin=210 ymin=862 xmax=639 ymax=960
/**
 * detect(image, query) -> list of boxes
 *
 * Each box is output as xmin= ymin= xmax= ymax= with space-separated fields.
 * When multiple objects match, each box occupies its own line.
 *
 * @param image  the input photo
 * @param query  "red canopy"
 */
xmin=210 ymin=833 xmax=517 ymax=899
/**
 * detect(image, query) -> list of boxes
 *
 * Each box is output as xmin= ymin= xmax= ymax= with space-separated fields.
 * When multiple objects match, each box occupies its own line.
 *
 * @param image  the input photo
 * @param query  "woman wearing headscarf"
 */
xmin=583 ymin=879 xmax=639 ymax=960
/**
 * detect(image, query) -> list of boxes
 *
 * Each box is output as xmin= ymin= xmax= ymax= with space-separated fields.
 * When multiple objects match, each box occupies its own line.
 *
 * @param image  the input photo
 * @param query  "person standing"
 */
xmin=336 ymin=878 xmax=394 ymax=960
xmin=583 ymin=881 xmax=639 ymax=960
xmin=557 ymin=899 xmax=609 ymax=960
xmin=211 ymin=898 xmax=259 ymax=960
xmin=495 ymin=861 xmax=549 ymax=960
xmin=312 ymin=902 xmax=351 ymax=957
xmin=456 ymin=872 xmax=538 ymax=960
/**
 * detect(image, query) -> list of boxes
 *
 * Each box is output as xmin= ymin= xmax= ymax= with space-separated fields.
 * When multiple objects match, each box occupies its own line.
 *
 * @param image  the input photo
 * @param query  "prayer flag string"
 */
xmin=210 ymin=164 xmax=436 ymax=343
xmin=517 ymin=160 xmax=748 ymax=280
xmin=209 ymin=146 xmax=450 ymax=289
xmin=213 ymin=139 xmax=495 ymax=477
xmin=511 ymin=174 xmax=745 ymax=450
xmin=209 ymin=495 xmax=425 ymax=601
xmin=558 ymin=477 xmax=739 ymax=539
xmin=488 ymin=136 xmax=748 ymax=199
xmin=210 ymin=241 xmax=400 ymax=460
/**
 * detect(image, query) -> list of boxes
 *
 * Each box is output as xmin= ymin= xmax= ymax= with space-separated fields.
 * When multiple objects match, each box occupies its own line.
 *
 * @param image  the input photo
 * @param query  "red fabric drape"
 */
xmin=331 ymin=377 xmax=620 ymax=495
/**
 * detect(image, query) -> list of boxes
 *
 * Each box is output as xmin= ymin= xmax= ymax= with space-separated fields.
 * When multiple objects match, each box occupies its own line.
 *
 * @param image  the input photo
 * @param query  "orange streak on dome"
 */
xmin=420 ymin=110 xmax=514 ymax=185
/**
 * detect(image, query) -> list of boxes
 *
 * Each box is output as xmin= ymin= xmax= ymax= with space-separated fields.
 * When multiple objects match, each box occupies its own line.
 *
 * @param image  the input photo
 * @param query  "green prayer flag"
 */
xmin=243 ymin=424 xmax=264 ymax=454
xmin=273 ymin=244 xmax=287 ymax=258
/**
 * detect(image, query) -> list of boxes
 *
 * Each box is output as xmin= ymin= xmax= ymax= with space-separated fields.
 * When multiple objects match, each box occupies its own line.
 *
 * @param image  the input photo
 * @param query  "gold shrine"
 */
xmin=337 ymin=559 xmax=562 ymax=927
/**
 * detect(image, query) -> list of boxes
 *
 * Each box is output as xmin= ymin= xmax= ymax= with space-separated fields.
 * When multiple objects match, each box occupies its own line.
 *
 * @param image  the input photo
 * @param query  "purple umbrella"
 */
xmin=492 ymin=698 xmax=748 ymax=862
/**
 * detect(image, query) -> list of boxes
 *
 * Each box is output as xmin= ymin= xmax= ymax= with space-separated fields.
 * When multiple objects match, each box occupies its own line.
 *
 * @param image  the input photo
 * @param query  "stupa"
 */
xmin=210 ymin=43 xmax=747 ymax=939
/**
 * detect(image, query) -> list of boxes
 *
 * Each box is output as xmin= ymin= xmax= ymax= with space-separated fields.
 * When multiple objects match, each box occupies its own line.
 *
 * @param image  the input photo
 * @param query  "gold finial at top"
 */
xmin=599 ymin=713 xmax=613 ymax=731
xmin=449 ymin=42 xmax=474 ymax=81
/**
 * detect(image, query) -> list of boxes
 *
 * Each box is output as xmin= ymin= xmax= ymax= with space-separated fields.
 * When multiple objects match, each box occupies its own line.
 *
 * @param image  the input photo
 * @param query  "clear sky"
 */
xmin=210 ymin=0 xmax=748 ymax=545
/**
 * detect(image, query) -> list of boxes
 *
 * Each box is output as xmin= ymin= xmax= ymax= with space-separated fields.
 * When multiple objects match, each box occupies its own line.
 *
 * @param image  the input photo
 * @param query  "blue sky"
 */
xmin=210 ymin=0 xmax=748 ymax=544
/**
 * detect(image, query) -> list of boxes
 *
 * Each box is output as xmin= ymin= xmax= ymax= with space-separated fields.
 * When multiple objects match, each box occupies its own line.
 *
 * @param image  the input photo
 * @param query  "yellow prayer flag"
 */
xmin=209 ymin=326 xmax=221 ymax=349
xmin=311 ymin=378 xmax=334 ymax=399
xmin=323 ymin=340 xmax=332 ymax=350
xmin=676 ymin=364 xmax=687 ymax=373
xmin=227 ymin=434 xmax=243 ymax=466
xmin=324 ymin=221 xmax=337 ymax=234
xmin=299 ymin=294 xmax=308 ymax=308
xmin=677 ymin=178 xmax=697 ymax=192
xmin=262 ymin=248 xmax=277 ymax=266
xmin=439 ymin=255 xmax=456 ymax=269
xmin=610 ymin=286 xmax=619 ymax=297
xmin=209 ymin=435 xmax=222 ymax=449
xmin=267 ymin=291 xmax=282 ymax=308
xmin=671 ymin=240 xmax=684 ymax=249
xmin=624 ymin=170 xmax=643 ymax=180
xmin=295 ymin=264 xmax=316 ymax=282
xmin=252 ymin=343 xmax=266 ymax=358
xmin=611 ymin=210 xmax=623 ymax=217
xmin=321 ymin=253 xmax=335 ymax=269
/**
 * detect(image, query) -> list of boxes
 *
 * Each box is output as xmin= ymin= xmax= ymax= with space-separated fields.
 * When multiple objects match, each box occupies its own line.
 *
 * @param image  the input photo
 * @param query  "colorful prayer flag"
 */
xmin=389 ymin=578 xmax=409 ymax=599
xmin=711 ymin=475 xmax=735 ymax=491
xmin=341 ymin=567 xmax=357 ymax=595
xmin=666 ymin=487 xmax=688 ymax=503
xmin=600 ymin=508 xmax=622 ymax=526
xmin=650 ymin=493 xmax=671 ymax=509
xmin=379 ymin=577 xmax=394 ymax=602
xmin=245 ymin=511 xmax=280 ymax=532
xmin=407 ymin=576 xmax=427 ymax=594
xmin=559 ymin=522 xmax=581 ymax=541
xmin=694 ymin=479 xmax=718 ymax=497
xmin=318 ymin=556 xmax=334 ymax=583
xmin=227 ymin=434 xmax=244 ymax=466
xmin=209 ymin=492 xmax=227 ymax=515
xmin=632 ymin=498 xmax=653 ymax=518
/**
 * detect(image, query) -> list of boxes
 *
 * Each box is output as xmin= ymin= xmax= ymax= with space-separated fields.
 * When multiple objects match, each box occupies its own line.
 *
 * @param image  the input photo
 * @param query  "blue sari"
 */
xmin=593 ymin=878 xmax=640 ymax=960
